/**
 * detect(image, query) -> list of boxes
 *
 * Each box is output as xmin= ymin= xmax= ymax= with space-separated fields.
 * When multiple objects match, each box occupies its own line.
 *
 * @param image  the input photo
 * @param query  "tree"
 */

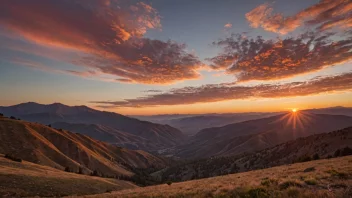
xmin=341 ymin=147 xmax=352 ymax=156
xmin=78 ymin=167 xmax=83 ymax=174
xmin=10 ymin=116 xmax=16 ymax=120
xmin=334 ymin=149 xmax=341 ymax=157
xmin=312 ymin=153 xmax=320 ymax=160
xmin=64 ymin=166 xmax=71 ymax=172
xmin=0 ymin=113 xmax=3 ymax=117
xmin=91 ymin=170 xmax=99 ymax=176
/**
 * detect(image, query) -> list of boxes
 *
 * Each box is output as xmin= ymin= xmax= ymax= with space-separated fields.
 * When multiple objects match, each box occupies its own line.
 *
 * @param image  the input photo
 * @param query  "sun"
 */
xmin=292 ymin=108 xmax=298 ymax=113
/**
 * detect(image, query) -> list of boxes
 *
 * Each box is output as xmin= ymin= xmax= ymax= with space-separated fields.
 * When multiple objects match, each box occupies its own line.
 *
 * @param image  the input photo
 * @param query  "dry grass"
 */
xmin=72 ymin=156 xmax=352 ymax=198
xmin=0 ymin=155 xmax=136 ymax=197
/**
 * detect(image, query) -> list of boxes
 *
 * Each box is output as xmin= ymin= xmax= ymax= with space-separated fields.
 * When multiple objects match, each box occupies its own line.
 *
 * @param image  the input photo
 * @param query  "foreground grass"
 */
xmin=74 ymin=156 xmax=352 ymax=198
xmin=0 ymin=155 xmax=136 ymax=197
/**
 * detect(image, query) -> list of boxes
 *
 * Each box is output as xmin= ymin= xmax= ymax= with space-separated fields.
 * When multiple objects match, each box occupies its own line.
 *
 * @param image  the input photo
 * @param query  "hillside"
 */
xmin=134 ymin=112 xmax=279 ymax=136
xmin=51 ymin=122 xmax=161 ymax=151
xmin=176 ymin=112 xmax=352 ymax=158
xmin=0 ymin=155 xmax=136 ymax=197
xmin=74 ymin=156 xmax=352 ymax=198
xmin=0 ymin=102 xmax=186 ymax=151
xmin=160 ymin=127 xmax=352 ymax=182
xmin=0 ymin=117 xmax=168 ymax=177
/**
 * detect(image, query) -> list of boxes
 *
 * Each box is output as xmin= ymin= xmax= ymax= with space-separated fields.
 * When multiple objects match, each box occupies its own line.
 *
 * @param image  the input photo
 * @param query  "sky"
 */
xmin=0 ymin=0 xmax=351 ymax=115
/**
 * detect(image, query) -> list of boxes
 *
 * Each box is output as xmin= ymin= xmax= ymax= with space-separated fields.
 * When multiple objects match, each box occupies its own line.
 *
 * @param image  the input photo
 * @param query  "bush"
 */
xmin=261 ymin=178 xmax=278 ymax=186
xmin=295 ymin=155 xmax=311 ymax=163
xmin=334 ymin=149 xmax=341 ymax=157
xmin=341 ymin=147 xmax=352 ymax=156
xmin=91 ymin=170 xmax=99 ymax=176
xmin=303 ymin=167 xmax=315 ymax=172
xmin=286 ymin=187 xmax=300 ymax=197
xmin=64 ymin=166 xmax=71 ymax=172
xmin=0 ymin=113 xmax=3 ymax=117
xmin=78 ymin=167 xmax=83 ymax=174
xmin=247 ymin=187 xmax=269 ymax=198
xmin=279 ymin=181 xmax=302 ymax=190
xmin=10 ymin=116 xmax=17 ymax=120
xmin=304 ymin=179 xmax=317 ymax=185
xmin=166 ymin=181 xmax=172 ymax=186
xmin=4 ymin=154 xmax=22 ymax=162
xmin=312 ymin=153 xmax=320 ymax=160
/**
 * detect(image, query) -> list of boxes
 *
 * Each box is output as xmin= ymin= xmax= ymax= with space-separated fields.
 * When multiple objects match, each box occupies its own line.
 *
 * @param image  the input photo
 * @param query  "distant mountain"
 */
xmin=176 ymin=112 xmax=352 ymax=158
xmin=134 ymin=112 xmax=280 ymax=136
xmin=159 ymin=127 xmax=352 ymax=182
xmin=305 ymin=106 xmax=352 ymax=117
xmin=51 ymin=122 xmax=163 ymax=151
xmin=0 ymin=102 xmax=186 ymax=151
xmin=0 ymin=117 xmax=168 ymax=176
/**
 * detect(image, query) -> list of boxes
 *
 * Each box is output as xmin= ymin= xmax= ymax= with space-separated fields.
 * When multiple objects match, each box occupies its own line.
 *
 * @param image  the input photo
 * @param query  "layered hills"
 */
xmin=0 ymin=117 xmax=167 ymax=177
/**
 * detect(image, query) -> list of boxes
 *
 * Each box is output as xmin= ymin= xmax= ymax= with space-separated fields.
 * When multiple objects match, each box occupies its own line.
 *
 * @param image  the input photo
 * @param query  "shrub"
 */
xmin=247 ymin=187 xmax=269 ymax=198
xmin=303 ymin=167 xmax=315 ymax=172
xmin=166 ymin=181 xmax=172 ymax=186
xmin=10 ymin=116 xmax=17 ymax=120
xmin=334 ymin=149 xmax=341 ymax=157
xmin=91 ymin=170 xmax=99 ymax=176
xmin=279 ymin=181 xmax=302 ymax=190
xmin=4 ymin=154 xmax=22 ymax=162
xmin=64 ymin=166 xmax=71 ymax=172
xmin=261 ymin=178 xmax=278 ymax=186
xmin=295 ymin=155 xmax=311 ymax=163
xmin=312 ymin=153 xmax=320 ymax=160
xmin=304 ymin=179 xmax=317 ymax=185
xmin=78 ymin=167 xmax=83 ymax=174
xmin=341 ymin=147 xmax=352 ymax=156
xmin=326 ymin=170 xmax=348 ymax=179
xmin=0 ymin=113 xmax=3 ymax=117
xmin=286 ymin=187 xmax=300 ymax=197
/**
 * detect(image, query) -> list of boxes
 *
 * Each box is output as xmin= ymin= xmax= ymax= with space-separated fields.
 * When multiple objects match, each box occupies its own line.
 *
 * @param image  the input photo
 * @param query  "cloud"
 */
xmin=224 ymin=23 xmax=233 ymax=29
xmin=91 ymin=72 xmax=352 ymax=108
xmin=207 ymin=32 xmax=352 ymax=82
xmin=246 ymin=0 xmax=352 ymax=34
xmin=0 ymin=0 xmax=202 ymax=84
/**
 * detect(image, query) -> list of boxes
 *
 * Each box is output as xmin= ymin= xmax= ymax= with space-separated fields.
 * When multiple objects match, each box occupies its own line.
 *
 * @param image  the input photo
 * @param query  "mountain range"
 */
xmin=159 ymin=126 xmax=352 ymax=182
xmin=0 ymin=102 xmax=185 ymax=152
xmin=133 ymin=107 xmax=352 ymax=136
xmin=175 ymin=112 xmax=352 ymax=158
xmin=0 ymin=116 xmax=168 ymax=177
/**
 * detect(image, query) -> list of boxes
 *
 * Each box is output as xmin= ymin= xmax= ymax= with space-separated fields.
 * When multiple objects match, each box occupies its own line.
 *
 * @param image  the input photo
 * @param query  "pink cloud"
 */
xmin=246 ymin=0 xmax=352 ymax=34
xmin=0 ymin=0 xmax=202 ymax=84
xmin=91 ymin=72 xmax=352 ymax=108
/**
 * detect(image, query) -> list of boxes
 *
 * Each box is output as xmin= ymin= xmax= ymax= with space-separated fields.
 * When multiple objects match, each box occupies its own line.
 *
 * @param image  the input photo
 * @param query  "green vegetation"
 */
xmin=326 ymin=169 xmax=348 ymax=179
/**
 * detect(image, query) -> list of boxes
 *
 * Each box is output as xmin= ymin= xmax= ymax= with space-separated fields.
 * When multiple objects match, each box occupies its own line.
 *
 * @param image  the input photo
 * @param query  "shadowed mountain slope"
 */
xmin=51 ymin=122 xmax=162 ymax=151
xmin=0 ymin=102 xmax=186 ymax=151
xmin=159 ymin=127 xmax=352 ymax=182
xmin=0 ymin=117 xmax=168 ymax=177
xmin=176 ymin=112 xmax=352 ymax=158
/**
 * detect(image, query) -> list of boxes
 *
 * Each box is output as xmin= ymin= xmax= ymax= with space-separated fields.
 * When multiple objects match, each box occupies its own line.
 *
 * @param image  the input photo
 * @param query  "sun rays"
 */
xmin=274 ymin=110 xmax=313 ymax=134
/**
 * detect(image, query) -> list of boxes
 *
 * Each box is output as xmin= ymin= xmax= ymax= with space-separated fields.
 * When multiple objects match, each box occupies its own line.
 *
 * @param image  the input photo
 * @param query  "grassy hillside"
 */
xmin=0 ymin=155 xmax=136 ymax=197
xmin=0 ymin=102 xmax=186 ymax=151
xmin=72 ymin=156 xmax=352 ymax=198
xmin=0 ymin=117 xmax=168 ymax=177
xmin=160 ymin=127 xmax=352 ymax=182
